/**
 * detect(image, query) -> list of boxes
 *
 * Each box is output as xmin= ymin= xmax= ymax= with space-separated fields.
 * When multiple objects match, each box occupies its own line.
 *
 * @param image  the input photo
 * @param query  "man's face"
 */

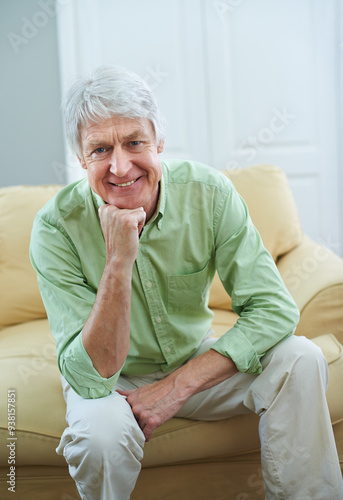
xmin=79 ymin=116 xmax=164 ymax=220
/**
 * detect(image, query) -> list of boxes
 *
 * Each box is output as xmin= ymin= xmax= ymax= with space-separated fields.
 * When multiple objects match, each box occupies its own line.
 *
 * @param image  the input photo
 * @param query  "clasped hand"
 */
xmin=98 ymin=204 xmax=146 ymax=265
xmin=117 ymin=376 xmax=186 ymax=442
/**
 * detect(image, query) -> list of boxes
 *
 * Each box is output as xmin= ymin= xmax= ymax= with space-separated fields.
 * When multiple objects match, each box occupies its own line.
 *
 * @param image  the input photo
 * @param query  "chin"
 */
xmin=105 ymin=197 xmax=142 ymax=210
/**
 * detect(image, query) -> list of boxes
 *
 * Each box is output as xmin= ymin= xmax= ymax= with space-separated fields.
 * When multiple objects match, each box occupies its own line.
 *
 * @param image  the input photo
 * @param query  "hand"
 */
xmin=117 ymin=376 xmax=186 ymax=442
xmin=117 ymin=350 xmax=238 ymax=441
xmin=98 ymin=205 xmax=146 ymax=266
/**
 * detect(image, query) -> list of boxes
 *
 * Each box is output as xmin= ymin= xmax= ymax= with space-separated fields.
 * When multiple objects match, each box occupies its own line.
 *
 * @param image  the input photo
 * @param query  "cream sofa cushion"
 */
xmin=1 ymin=321 xmax=341 ymax=469
xmin=0 ymin=185 xmax=62 ymax=329
xmin=225 ymin=164 xmax=302 ymax=260
xmin=0 ymin=319 xmax=66 ymax=467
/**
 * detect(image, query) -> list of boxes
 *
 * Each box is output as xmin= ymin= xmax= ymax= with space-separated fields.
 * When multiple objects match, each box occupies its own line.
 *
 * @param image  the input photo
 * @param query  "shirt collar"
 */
xmin=153 ymin=161 xmax=166 ymax=230
xmin=91 ymin=189 xmax=105 ymax=212
xmin=90 ymin=161 xmax=167 ymax=230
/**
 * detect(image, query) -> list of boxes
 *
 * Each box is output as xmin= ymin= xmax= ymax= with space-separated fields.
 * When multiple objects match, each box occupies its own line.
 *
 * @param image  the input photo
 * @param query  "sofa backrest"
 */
xmin=225 ymin=164 xmax=302 ymax=260
xmin=0 ymin=184 xmax=62 ymax=330
xmin=208 ymin=164 xmax=303 ymax=309
xmin=0 ymin=165 xmax=302 ymax=328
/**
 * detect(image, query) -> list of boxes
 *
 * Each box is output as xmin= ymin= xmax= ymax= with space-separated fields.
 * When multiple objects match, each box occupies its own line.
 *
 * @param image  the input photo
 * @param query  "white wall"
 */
xmin=0 ymin=0 xmax=65 ymax=187
xmin=1 ymin=1 xmax=341 ymax=257
xmin=56 ymin=0 xmax=343 ymax=257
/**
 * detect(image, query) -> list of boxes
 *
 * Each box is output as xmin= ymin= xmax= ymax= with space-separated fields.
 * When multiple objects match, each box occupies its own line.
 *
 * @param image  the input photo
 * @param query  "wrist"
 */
xmin=104 ymin=256 xmax=134 ymax=280
xmin=168 ymin=365 xmax=203 ymax=403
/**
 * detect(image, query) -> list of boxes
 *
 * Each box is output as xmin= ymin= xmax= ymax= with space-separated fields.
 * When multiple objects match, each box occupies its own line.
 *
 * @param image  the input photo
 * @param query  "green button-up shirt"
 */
xmin=30 ymin=159 xmax=299 ymax=399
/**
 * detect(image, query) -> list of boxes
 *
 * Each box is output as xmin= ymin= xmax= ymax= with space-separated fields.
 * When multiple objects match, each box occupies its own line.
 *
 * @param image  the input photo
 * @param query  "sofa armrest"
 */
xmin=311 ymin=333 xmax=343 ymax=424
xmin=277 ymin=235 xmax=343 ymax=343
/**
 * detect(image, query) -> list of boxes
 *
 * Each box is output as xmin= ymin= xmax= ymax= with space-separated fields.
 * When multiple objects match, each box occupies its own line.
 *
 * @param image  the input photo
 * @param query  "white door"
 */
xmin=56 ymin=0 xmax=342 ymax=256
xmin=204 ymin=0 xmax=342 ymax=256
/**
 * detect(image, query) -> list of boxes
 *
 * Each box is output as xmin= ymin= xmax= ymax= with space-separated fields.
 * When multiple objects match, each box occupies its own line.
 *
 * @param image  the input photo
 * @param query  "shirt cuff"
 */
xmin=210 ymin=325 xmax=264 ymax=374
xmin=60 ymin=333 xmax=121 ymax=398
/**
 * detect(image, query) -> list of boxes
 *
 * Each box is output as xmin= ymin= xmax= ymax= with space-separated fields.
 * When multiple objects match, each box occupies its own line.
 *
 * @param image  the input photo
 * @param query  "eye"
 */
xmin=129 ymin=141 xmax=142 ymax=147
xmin=94 ymin=147 xmax=106 ymax=154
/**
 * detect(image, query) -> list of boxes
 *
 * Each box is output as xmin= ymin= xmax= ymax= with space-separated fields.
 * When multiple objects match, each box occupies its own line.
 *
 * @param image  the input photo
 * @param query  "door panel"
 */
xmin=57 ymin=0 xmax=342 ymax=255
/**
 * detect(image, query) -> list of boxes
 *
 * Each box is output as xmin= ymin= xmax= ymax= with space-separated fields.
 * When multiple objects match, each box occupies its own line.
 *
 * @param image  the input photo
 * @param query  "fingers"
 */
xmin=117 ymin=391 xmax=160 ymax=441
xmin=98 ymin=204 xmax=145 ymax=218
xmin=141 ymin=416 xmax=159 ymax=442
xmin=116 ymin=389 xmax=131 ymax=397
xmin=98 ymin=205 xmax=146 ymax=264
xmin=99 ymin=205 xmax=146 ymax=230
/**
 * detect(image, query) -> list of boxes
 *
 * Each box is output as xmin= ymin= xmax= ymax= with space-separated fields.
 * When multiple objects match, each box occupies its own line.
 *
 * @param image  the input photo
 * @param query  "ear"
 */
xmin=77 ymin=155 xmax=87 ymax=170
xmin=157 ymin=140 xmax=164 ymax=154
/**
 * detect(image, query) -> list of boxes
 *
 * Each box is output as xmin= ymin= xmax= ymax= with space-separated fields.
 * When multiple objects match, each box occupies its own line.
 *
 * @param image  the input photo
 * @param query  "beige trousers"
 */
xmin=57 ymin=335 xmax=343 ymax=500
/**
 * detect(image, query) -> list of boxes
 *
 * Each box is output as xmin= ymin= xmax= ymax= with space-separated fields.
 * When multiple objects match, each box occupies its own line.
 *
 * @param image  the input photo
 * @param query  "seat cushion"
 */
xmin=1 ymin=319 xmax=341 ymax=470
xmin=0 ymin=184 xmax=62 ymax=329
xmin=0 ymin=319 xmax=66 ymax=466
xmin=211 ymin=308 xmax=239 ymax=337
xmin=0 ymin=319 xmax=261 ymax=468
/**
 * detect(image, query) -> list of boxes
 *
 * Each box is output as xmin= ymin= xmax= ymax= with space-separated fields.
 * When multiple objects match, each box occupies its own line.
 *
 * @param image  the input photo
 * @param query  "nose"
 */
xmin=109 ymin=148 xmax=131 ymax=177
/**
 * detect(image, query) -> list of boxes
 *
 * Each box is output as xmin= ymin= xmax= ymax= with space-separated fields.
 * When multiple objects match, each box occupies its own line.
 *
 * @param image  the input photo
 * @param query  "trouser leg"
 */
xmin=56 ymin=376 xmax=145 ymax=500
xmin=177 ymin=335 xmax=343 ymax=500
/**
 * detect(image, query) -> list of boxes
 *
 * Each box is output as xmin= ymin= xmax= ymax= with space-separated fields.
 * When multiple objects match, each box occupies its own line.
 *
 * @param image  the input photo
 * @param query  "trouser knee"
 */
xmin=285 ymin=335 xmax=327 ymax=380
xmin=264 ymin=335 xmax=328 ymax=389
xmin=61 ymin=392 xmax=145 ymax=481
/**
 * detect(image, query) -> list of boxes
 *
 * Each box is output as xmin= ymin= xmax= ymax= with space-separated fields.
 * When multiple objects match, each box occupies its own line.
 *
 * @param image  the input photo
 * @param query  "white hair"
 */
xmin=62 ymin=65 xmax=166 ymax=157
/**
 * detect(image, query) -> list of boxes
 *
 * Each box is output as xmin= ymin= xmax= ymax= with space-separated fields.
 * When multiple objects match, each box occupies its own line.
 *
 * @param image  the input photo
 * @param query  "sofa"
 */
xmin=0 ymin=164 xmax=342 ymax=500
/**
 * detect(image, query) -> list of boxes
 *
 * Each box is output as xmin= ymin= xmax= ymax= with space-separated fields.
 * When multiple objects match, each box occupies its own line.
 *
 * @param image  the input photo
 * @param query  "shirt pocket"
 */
xmin=167 ymin=261 xmax=211 ymax=314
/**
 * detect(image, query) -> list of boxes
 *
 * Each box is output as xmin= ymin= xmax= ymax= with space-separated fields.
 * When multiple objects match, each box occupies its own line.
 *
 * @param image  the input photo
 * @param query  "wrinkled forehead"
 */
xmin=79 ymin=115 xmax=156 ymax=145
xmin=80 ymin=116 xmax=156 ymax=149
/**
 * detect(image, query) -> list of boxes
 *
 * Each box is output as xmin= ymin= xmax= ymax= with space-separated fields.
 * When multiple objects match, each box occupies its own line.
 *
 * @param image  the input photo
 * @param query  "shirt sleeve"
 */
xmin=30 ymin=214 xmax=121 ymax=398
xmin=210 ymin=179 xmax=300 ymax=374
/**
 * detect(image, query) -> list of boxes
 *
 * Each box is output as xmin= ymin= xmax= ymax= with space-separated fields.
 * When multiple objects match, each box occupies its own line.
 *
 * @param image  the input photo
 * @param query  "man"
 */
xmin=30 ymin=66 xmax=343 ymax=499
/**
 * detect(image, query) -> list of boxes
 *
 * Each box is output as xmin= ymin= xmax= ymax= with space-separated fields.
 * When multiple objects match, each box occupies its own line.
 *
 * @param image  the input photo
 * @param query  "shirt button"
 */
xmin=146 ymin=281 xmax=152 ymax=289
xmin=155 ymin=316 xmax=162 ymax=323
xmin=165 ymin=346 xmax=171 ymax=354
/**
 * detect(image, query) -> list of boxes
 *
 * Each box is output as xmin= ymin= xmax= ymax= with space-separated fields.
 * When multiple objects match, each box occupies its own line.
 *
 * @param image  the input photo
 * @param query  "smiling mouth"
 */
xmin=111 ymin=178 xmax=140 ymax=187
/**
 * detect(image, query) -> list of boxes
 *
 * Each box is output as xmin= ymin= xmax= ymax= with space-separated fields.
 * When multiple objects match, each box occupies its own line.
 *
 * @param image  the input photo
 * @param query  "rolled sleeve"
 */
xmin=211 ymin=326 xmax=264 ymax=374
xmin=61 ymin=334 xmax=121 ymax=398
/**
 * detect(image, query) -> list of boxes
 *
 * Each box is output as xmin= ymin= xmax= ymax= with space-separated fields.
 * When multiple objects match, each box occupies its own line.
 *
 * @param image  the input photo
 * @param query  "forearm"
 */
xmin=82 ymin=202 xmax=146 ymax=379
xmin=170 ymin=349 xmax=238 ymax=402
xmin=82 ymin=259 xmax=133 ymax=378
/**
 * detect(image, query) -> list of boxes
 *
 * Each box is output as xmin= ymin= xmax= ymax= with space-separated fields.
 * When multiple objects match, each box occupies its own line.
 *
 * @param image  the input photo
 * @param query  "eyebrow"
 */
xmin=123 ymin=130 xmax=149 ymax=141
xmin=85 ymin=129 xmax=149 ymax=147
